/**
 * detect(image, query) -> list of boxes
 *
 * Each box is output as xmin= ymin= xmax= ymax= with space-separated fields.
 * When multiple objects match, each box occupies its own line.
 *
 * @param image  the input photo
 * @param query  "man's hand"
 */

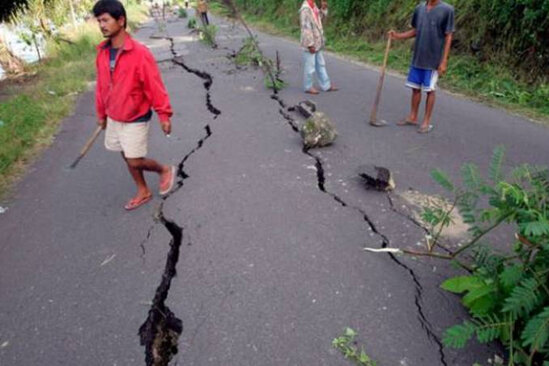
xmin=98 ymin=118 xmax=107 ymax=130
xmin=160 ymin=120 xmax=172 ymax=135
xmin=438 ymin=61 xmax=447 ymax=76
xmin=321 ymin=0 xmax=328 ymax=10
xmin=388 ymin=29 xmax=416 ymax=41
xmin=308 ymin=46 xmax=316 ymax=54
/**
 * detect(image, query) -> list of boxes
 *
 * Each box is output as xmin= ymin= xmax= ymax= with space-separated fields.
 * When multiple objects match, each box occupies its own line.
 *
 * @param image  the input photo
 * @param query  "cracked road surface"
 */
xmin=2 ymin=13 xmax=548 ymax=366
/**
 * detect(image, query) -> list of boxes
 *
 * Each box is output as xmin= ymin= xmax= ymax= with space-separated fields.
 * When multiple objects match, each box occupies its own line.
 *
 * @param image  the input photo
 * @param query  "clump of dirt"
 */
xmin=400 ymin=189 xmax=470 ymax=240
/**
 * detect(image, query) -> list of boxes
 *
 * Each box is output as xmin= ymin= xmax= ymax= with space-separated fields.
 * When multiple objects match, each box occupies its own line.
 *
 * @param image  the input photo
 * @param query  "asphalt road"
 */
xmin=1 ymin=11 xmax=547 ymax=366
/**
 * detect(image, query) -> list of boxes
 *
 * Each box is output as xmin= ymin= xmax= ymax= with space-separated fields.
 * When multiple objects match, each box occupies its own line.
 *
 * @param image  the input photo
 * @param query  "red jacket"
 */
xmin=95 ymin=35 xmax=173 ymax=123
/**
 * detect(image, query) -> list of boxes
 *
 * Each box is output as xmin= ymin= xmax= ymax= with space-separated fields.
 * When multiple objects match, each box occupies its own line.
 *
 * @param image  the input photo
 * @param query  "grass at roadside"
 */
xmin=222 ymin=11 xmax=549 ymax=123
xmin=0 ymin=4 xmax=148 ymax=199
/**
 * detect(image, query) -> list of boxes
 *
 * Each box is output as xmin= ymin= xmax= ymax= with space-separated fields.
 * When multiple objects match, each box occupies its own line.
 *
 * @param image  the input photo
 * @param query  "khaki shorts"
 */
xmin=104 ymin=117 xmax=149 ymax=158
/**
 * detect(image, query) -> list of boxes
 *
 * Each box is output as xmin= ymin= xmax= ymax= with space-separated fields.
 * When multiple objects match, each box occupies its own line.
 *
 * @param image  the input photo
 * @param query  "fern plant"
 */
xmin=426 ymin=146 xmax=549 ymax=365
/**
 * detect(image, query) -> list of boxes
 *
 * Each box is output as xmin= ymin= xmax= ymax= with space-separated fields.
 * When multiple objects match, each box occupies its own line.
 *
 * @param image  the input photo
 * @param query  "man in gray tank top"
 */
xmin=389 ymin=0 xmax=455 ymax=133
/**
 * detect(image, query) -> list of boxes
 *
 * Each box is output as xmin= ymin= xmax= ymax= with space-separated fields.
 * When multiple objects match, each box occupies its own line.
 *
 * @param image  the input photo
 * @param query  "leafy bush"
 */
xmin=199 ymin=24 xmax=218 ymax=48
xmin=187 ymin=17 xmax=197 ymax=29
xmin=178 ymin=7 xmax=188 ymax=18
xmin=427 ymin=147 xmax=549 ymax=365
xmin=263 ymin=73 xmax=286 ymax=91
xmin=234 ymin=36 xmax=264 ymax=66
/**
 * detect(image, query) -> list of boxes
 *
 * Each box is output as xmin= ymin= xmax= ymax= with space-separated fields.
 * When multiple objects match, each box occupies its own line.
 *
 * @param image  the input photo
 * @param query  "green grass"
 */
xmin=0 ymin=3 xmax=148 ymax=198
xmin=224 ymin=10 xmax=549 ymax=123
xmin=0 ymin=95 xmax=44 ymax=175
xmin=0 ymin=31 xmax=100 ymax=196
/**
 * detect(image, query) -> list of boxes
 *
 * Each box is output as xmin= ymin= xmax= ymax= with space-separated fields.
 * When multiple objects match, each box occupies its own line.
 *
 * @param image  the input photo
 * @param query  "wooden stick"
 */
xmin=369 ymin=37 xmax=392 ymax=126
xmin=69 ymin=126 xmax=103 ymax=169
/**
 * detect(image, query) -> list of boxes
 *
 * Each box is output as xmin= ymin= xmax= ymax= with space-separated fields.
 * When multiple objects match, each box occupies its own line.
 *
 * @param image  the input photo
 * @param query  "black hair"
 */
xmin=92 ymin=0 xmax=127 ymax=28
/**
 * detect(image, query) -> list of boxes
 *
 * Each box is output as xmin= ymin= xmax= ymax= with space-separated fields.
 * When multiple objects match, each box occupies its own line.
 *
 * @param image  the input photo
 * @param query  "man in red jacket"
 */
xmin=93 ymin=0 xmax=176 ymax=210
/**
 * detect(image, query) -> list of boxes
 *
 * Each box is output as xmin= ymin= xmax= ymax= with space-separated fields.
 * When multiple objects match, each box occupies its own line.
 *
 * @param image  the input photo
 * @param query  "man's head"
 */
xmin=93 ymin=0 xmax=127 ymax=38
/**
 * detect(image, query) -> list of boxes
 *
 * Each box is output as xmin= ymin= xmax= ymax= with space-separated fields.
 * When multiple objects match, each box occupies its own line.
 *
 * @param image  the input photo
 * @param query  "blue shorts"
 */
xmin=406 ymin=66 xmax=439 ymax=92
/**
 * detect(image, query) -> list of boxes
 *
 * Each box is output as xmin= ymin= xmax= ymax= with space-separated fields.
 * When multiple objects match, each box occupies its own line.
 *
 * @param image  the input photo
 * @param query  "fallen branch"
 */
xmin=220 ymin=0 xmax=281 ymax=91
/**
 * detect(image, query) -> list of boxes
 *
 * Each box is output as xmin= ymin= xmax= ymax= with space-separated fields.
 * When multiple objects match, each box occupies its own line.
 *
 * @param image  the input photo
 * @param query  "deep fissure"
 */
xmin=144 ymin=20 xmax=447 ymax=365
xmin=222 ymin=20 xmax=448 ymax=361
xmin=138 ymin=30 xmax=221 ymax=366
xmin=270 ymin=92 xmax=448 ymax=366
xmin=139 ymin=208 xmax=184 ymax=366
xmin=166 ymin=37 xmax=221 ymax=118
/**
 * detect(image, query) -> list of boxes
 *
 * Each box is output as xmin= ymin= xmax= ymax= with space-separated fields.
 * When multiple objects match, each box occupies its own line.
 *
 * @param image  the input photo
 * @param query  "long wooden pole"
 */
xmin=369 ymin=37 xmax=392 ymax=126
xmin=69 ymin=126 xmax=103 ymax=169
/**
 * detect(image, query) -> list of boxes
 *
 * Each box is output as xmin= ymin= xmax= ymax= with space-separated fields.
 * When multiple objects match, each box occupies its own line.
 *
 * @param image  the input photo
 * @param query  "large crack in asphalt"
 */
xmin=138 ymin=32 xmax=221 ymax=366
xmin=271 ymin=91 xmax=448 ymax=366
xmin=139 ymin=206 xmax=184 ymax=366
xmin=141 ymin=19 xmax=446 ymax=364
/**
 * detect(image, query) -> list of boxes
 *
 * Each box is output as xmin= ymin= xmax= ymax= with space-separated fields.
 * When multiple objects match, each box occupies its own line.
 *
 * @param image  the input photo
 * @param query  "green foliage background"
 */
xmin=230 ymin=0 xmax=549 ymax=82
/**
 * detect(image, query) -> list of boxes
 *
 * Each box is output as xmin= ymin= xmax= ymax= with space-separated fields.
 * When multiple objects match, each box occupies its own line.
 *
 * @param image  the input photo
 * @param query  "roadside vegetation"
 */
xmin=0 ymin=0 xmax=147 ymax=198
xmin=432 ymin=148 xmax=549 ymax=366
xmin=366 ymin=147 xmax=549 ymax=365
xmin=199 ymin=24 xmax=218 ymax=48
xmin=332 ymin=327 xmax=377 ymax=366
xmin=213 ymin=0 xmax=549 ymax=121
xmin=214 ymin=1 xmax=287 ymax=92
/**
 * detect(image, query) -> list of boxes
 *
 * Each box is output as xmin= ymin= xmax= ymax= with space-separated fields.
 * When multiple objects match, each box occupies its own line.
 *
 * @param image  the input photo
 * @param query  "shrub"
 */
xmin=187 ymin=17 xmax=197 ymax=29
xmin=426 ymin=147 xmax=549 ymax=365
xmin=199 ymin=24 xmax=218 ymax=48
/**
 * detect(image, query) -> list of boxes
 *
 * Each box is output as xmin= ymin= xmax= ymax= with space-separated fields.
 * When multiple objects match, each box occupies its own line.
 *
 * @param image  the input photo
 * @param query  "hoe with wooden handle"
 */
xmin=69 ymin=126 xmax=103 ymax=169
xmin=369 ymin=37 xmax=392 ymax=127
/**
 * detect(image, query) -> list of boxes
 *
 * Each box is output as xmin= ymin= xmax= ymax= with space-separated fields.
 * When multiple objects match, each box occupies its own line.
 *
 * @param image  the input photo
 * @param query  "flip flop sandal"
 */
xmin=326 ymin=86 xmax=339 ymax=92
xmin=417 ymin=125 xmax=434 ymax=134
xmin=397 ymin=119 xmax=418 ymax=126
xmin=159 ymin=166 xmax=176 ymax=196
xmin=124 ymin=195 xmax=152 ymax=211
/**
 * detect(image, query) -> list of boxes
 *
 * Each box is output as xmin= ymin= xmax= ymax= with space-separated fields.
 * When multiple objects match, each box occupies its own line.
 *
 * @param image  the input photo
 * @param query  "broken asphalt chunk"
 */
xmin=358 ymin=165 xmax=395 ymax=191
xmin=289 ymin=100 xmax=317 ymax=118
